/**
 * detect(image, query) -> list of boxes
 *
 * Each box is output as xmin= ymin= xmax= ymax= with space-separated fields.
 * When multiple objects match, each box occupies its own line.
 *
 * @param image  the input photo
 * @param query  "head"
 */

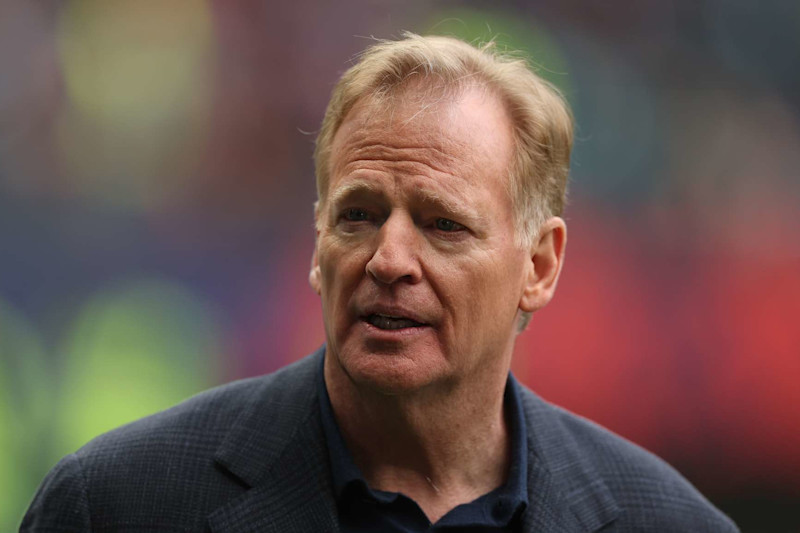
xmin=310 ymin=34 xmax=571 ymax=396
xmin=314 ymin=33 xmax=573 ymax=330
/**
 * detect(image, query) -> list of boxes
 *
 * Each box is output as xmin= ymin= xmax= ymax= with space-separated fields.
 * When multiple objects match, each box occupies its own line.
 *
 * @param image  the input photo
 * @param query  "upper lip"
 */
xmin=358 ymin=303 xmax=430 ymax=325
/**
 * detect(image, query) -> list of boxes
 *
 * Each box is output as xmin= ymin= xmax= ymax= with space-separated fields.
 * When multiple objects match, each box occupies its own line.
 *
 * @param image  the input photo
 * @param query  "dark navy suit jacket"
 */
xmin=22 ymin=347 xmax=738 ymax=532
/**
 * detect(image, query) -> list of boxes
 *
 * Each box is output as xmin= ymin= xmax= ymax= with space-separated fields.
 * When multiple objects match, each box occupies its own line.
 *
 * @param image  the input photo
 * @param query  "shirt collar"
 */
xmin=317 ymin=354 xmax=529 ymax=522
xmin=317 ymin=354 xmax=363 ymax=500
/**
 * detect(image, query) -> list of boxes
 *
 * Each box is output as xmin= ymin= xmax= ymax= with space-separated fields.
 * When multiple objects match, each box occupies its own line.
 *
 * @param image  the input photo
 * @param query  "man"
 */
xmin=22 ymin=34 xmax=737 ymax=532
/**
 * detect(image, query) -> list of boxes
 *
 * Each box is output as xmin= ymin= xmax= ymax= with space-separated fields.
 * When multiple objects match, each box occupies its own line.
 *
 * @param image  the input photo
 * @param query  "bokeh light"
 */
xmin=54 ymin=0 xmax=216 ymax=212
xmin=55 ymin=279 xmax=224 ymax=455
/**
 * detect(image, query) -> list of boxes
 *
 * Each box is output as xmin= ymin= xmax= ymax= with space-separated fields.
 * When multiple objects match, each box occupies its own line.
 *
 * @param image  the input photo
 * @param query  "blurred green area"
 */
xmin=56 ymin=279 xmax=222 ymax=454
xmin=0 ymin=300 xmax=50 ymax=528
xmin=1 ymin=280 xmax=222 ymax=528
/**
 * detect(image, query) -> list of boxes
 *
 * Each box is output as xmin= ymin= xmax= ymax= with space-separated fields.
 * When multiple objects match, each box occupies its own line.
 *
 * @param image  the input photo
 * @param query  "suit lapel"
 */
xmin=207 ymin=348 xmax=340 ymax=533
xmin=208 ymin=418 xmax=339 ymax=533
xmin=517 ymin=382 xmax=621 ymax=532
xmin=520 ymin=458 xmax=583 ymax=532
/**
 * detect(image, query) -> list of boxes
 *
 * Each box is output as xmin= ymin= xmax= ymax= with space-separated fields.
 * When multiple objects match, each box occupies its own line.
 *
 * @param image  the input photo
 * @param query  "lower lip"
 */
xmin=358 ymin=319 xmax=432 ymax=340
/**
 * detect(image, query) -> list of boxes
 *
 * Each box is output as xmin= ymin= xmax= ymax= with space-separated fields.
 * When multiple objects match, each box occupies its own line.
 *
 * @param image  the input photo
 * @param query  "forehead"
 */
xmin=326 ymin=85 xmax=516 ymax=201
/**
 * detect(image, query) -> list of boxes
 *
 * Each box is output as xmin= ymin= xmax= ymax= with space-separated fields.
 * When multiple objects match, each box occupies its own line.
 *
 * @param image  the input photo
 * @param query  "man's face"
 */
xmin=311 ymin=85 xmax=534 ymax=394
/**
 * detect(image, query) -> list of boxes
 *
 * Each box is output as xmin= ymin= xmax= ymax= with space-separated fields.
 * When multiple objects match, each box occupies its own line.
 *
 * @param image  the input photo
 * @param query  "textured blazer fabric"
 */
xmin=21 ymin=347 xmax=739 ymax=532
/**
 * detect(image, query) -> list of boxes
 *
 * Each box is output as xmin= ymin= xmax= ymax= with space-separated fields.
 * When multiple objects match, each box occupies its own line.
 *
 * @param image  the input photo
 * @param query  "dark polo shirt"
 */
xmin=317 ymin=358 xmax=529 ymax=532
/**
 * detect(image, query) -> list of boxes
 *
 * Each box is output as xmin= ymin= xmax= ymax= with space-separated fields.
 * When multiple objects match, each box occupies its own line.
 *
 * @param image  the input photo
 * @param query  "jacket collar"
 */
xmin=208 ymin=347 xmax=340 ymax=533
xmin=517 ymin=382 xmax=621 ymax=532
xmin=207 ymin=347 xmax=620 ymax=532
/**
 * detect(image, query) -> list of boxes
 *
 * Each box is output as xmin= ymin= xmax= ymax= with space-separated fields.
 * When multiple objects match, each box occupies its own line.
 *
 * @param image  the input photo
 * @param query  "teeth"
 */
xmin=367 ymin=314 xmax=423 ymax=330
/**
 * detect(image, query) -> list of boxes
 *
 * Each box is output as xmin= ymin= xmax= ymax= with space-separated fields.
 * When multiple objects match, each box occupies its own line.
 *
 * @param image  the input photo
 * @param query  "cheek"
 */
xmin=437 ymin=251 xmax=524 ymax=327
xmin=318 ymin=240 xmax=367 ymax=305
xmin=428 ymin=255 xmax=486 ymax=318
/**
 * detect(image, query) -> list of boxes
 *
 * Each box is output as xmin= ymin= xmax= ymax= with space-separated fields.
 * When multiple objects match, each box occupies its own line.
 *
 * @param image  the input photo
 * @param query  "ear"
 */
xmin=309 ymin=248 xmax=322 ymax=295
xmin=309 ymin=201 xmax=322 ymax=295
xmin=519 ymin=217 xmax=567 ymax=313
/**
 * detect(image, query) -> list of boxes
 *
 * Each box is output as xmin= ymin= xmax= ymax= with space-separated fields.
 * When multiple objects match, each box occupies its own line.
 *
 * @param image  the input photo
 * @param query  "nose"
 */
xmin=365 ymin=212 xmax=422 ymax=285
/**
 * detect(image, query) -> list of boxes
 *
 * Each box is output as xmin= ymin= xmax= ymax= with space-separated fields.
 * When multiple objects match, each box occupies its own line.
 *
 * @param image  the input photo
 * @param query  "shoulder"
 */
xmin=78 ymin=353 xmax=316 ymax=463
xmin=518 ymin=386 xmax=739 ymax=532
xmin=21 ymin=352 xmax=321 ymax=532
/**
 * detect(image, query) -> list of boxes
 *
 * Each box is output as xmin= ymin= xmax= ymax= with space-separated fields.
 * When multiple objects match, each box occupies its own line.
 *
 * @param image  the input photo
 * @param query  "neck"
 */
xmin=324 ymin=354 xmax=512 ymax=522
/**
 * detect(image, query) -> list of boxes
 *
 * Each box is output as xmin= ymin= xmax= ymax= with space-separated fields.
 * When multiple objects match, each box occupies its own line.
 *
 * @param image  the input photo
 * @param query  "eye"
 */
xmin=434 ymin=218 xmax=465 ymax=232
xmin=342 ymin=208 xmax=369 ymax=222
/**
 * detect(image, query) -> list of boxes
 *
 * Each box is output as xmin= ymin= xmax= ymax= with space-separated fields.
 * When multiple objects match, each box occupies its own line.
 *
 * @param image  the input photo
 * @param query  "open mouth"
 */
xmin=364 ymin=314 xmax=426 ymax=330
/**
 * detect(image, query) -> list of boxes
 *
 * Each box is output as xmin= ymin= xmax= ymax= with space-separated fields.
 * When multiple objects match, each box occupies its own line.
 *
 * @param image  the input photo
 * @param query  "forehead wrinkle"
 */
xmin=339 ymin=140 xmax=464 ymax=178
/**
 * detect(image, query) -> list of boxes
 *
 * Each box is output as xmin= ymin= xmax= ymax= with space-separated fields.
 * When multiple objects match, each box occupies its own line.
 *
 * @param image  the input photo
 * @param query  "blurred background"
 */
xmin=1 ymin=0 xmax=798 ymax=530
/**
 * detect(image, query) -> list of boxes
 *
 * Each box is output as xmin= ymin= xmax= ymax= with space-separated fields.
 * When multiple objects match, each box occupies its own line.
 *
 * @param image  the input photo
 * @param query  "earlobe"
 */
xmin=519 ymin=217 xmax=567 ymax=313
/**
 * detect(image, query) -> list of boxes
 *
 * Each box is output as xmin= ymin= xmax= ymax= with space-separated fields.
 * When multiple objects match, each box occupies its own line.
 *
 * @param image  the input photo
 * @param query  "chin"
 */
xmin=335 ymin=343 xmax=450 ymax=395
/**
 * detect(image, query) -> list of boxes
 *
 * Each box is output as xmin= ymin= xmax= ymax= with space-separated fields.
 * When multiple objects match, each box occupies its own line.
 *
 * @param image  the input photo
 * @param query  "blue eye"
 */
xmin=343 ymin=208 xmax=369 ymax=221
xmin=435 ymin=218 xmax=464 ymax=232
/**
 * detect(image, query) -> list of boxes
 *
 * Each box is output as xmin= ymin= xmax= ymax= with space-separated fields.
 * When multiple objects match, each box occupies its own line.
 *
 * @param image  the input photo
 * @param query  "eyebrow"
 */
xmin=327 ymin=179 xmax=487 ymax=227
xmin=414 ymin=186 xmax=487 ymax=227
xmin=327 ymin=181 xmax=384 ymax=208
